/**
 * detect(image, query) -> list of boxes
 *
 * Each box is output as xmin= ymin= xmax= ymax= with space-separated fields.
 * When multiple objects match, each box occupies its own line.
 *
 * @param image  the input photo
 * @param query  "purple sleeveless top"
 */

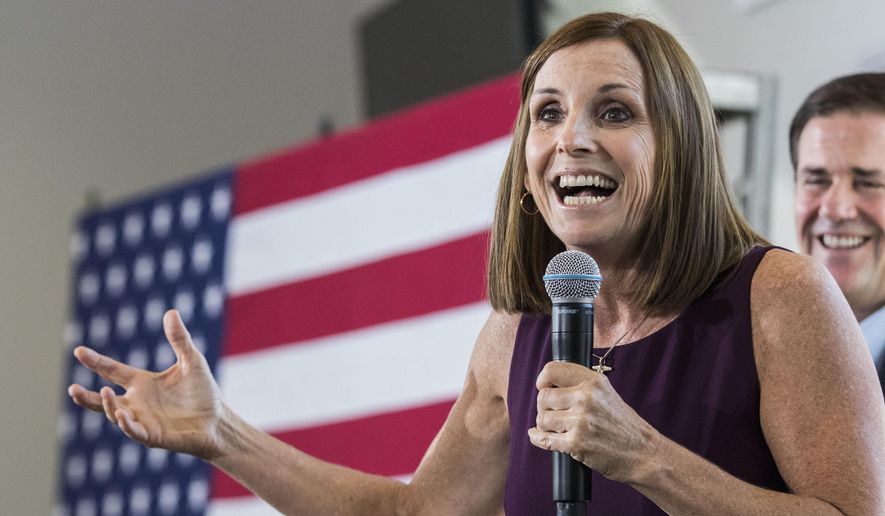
xmin=505 ymin=246 xmax=787 ymax=515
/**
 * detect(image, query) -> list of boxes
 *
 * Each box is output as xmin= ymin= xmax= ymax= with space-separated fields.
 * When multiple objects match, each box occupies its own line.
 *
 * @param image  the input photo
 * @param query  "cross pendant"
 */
xmin=591 ymin=362 xmax=612 ymax=374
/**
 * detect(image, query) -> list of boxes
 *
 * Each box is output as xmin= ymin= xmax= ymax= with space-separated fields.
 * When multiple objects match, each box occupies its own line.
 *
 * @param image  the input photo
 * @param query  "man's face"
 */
xmin=795 ymin=112 xmax=885 ymax=320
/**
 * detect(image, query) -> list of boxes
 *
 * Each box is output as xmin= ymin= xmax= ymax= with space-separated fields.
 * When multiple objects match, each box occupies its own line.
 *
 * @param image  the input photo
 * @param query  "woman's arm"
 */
xmin=530 ymin=249 xmax=885 ymax=514
xmin=69 ymin=309 xmax=519 ymax=515
xmin=750 ymin=250 xmax=884 ymax=512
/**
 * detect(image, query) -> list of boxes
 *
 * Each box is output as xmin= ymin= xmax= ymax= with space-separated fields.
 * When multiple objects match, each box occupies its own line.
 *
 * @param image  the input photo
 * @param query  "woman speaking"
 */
xmin=68 ymin=12 xmax=885 ymax=515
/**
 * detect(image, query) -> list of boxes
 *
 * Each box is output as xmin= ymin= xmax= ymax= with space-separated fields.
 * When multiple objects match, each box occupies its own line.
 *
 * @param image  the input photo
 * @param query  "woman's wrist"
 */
xmin=622 ymin=423 xmax=668 ymax=488
xmin=207 ymin=402 xmax=250 ymax=465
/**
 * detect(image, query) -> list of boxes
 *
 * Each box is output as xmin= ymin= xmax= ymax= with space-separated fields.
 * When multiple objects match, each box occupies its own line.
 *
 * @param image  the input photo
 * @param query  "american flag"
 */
xmin=58 ymin=74 xmax=519 ymax=515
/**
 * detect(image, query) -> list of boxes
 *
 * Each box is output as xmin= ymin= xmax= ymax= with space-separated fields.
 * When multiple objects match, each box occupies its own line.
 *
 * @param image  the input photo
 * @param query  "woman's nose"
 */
xmin=556 ymin=114 xmax=598 ymax=156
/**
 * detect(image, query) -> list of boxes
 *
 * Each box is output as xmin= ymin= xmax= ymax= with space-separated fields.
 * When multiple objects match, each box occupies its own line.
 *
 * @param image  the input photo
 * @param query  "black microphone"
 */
xmin=543 ymin=250 xmax=602 ymax=516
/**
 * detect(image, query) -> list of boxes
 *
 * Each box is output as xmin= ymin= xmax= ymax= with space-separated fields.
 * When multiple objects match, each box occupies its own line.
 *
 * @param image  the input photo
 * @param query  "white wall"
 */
xmin=4 ymin=1 xmax=885 ymax=513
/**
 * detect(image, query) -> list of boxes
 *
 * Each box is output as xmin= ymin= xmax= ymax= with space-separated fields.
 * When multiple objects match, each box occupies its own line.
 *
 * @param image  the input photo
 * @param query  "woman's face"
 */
xmin=524 ymin=38 xmax=656 ymax=257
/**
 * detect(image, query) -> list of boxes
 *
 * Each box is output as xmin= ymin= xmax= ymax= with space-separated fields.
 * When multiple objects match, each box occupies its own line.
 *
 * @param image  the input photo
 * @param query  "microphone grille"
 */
xmin=543 ymin=250 xmax=602 ymax=301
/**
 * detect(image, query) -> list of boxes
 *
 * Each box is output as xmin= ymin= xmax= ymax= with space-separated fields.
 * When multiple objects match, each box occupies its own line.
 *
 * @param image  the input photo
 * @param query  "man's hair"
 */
xmin=789 ymin=72 xmax=885 ymax=169
xmin=487 ymin=12 xmax=765 ymax=316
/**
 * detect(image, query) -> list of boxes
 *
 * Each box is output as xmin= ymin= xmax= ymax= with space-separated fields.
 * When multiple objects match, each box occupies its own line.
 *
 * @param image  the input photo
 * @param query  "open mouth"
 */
xmin=818 ymin=234 xmax=871 ymax=250
xmin=554 ymin=174 xmax=618 ymax=205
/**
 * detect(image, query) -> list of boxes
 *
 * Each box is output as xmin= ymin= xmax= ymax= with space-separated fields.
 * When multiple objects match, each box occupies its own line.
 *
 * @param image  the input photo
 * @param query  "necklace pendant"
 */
xmin=591 ymin=363 xmax=612 ymax=374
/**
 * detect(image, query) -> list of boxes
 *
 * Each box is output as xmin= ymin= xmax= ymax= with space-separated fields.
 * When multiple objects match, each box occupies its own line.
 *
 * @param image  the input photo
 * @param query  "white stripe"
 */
xmin=217 ymin=303 xmax=489 ymax=432
xmin=226 ymin=137 xmax=509 ymax=296
xmin=208 ymin=497 xmax=281 ymax=516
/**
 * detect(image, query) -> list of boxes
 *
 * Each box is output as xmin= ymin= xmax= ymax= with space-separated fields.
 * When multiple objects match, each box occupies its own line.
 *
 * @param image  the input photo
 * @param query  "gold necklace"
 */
xmin=591 ymin=313 xmax=649 ymax=374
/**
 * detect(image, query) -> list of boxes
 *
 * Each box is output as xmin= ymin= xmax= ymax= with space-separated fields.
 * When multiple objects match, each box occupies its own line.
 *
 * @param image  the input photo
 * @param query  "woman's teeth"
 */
xmin=558 ymin=175 xmax=616 ymax=189
xmin=557 ymin=174 xmax=616 ymax=205
xmin=564 ymin=195 xmax=606 ymax=205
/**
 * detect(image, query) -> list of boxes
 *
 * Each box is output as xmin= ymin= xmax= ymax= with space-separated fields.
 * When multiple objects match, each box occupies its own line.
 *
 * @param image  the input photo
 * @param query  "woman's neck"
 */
xmin=590 ymin=277 xmax=681 ymax=348
xmin=565 ymin=243 xmax=676 ymax=345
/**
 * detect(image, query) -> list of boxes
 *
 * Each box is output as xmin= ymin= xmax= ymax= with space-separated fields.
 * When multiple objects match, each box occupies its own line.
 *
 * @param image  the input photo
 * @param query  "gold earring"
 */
xmin=520 ymin=192 xmax=539 ymax=215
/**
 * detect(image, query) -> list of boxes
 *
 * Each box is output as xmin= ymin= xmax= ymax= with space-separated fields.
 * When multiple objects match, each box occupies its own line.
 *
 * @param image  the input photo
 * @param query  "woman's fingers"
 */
xmin=536 ymin=363 xmax=607 ymax=412
xmin=100 ymin=386 xmax=119 ymax=425
xmin=70 ymin=385 xmax=126 ymax=429
xmin=67 ymin=383 xmax=103 ymax=412
xmin=528 ymin=427 xmax=569 ymax=454
xmin=163 ymin=310 xmax=198 ymax=365
xmin=71 ymin=384 xmax=152 ymax=447
xmin=73 ymin=346 xmax=138 ymax=387
xmin=536 ymin=407 xmax=572 ymax=433
xmin=116 ymin=407 xmax=150 ymax=444
xmin=537 ymin=384 xmax=586 ymax=411
xmin=537 ymin=361 xmax=604 ymax=389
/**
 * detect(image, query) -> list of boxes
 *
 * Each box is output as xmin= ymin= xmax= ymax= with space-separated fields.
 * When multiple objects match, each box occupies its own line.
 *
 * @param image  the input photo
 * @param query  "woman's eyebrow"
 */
xmin=531 ymin=87 xmax=561 ymax=97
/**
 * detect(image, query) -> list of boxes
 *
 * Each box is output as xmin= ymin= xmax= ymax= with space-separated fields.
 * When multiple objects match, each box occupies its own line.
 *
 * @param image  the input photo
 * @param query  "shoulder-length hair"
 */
xmin=487 ymin=12 xmax=766 ymax=315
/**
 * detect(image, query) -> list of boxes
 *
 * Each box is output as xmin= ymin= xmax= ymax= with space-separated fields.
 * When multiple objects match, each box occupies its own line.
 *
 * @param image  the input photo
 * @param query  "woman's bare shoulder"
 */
xmin=752 ymin=248 xmax=831 ymax=288
xmin=750 ymin=248 xmax=853 ymax=333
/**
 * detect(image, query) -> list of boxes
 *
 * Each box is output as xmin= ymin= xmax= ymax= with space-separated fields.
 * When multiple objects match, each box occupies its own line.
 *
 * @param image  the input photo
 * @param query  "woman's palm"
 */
xmin=68 ymin=310 xmax=226 ymax=460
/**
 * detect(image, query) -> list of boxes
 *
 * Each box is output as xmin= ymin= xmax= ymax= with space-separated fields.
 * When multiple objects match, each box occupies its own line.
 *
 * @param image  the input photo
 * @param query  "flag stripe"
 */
xmin=234 ymin=74 xmax=519 ymax=215
xmin=223 ymin=231 xmax=490 ymax=355
xmin=211 ymin=400 xmax=453 ymax=499
xmin=225 ymin=136 xmax=509 ymax=297
xmin=208 ymin=498 xmax=280 ymax=516
xmin=217 ymin=303 xmax=486 ymax=432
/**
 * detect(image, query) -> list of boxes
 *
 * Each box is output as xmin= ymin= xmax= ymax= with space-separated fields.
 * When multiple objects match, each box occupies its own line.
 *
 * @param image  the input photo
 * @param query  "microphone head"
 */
xmin=543 ymin=250 xmax=602 ymax=303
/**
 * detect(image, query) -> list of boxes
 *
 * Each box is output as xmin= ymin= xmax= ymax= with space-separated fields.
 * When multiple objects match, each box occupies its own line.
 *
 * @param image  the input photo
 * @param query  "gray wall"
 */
xmin=3 ymin=1 xmax=884 ymax=513
xmin=1 ymin=2 xmax=391 ymax=513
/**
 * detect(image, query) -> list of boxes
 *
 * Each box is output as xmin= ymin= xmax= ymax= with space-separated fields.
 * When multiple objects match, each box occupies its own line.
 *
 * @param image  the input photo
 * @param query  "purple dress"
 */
xmin=505 ymin=246 xmax=787 ymax=515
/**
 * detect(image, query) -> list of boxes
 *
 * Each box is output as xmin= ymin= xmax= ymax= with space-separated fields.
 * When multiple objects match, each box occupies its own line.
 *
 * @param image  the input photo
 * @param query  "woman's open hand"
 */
xmin=67 ymin=310 xmax=226 ymax=460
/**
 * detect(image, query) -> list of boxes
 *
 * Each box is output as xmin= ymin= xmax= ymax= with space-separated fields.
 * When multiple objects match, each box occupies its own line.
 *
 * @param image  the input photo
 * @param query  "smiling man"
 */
xmin=790 ymin=72 xmax=885 ymax=391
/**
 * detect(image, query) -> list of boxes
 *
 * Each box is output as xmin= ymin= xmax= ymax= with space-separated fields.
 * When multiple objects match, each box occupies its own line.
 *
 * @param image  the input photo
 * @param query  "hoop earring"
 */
xmin=520 ymin=192 xmax=539 ymax=216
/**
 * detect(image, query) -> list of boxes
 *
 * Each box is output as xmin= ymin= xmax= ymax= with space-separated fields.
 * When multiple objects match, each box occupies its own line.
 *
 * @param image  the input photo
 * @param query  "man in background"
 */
xmin=790 ymin=72 xmax=885 ymax=391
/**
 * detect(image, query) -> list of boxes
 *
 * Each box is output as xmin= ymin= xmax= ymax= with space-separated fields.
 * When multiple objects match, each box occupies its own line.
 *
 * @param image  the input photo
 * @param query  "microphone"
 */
xmin=543 ymin=250 xmax=602 ymax=516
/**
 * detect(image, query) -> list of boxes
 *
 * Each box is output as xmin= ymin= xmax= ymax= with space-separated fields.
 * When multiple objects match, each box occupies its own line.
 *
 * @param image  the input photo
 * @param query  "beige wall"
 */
xmin=4 ymin=1 xmax=884 ymax=513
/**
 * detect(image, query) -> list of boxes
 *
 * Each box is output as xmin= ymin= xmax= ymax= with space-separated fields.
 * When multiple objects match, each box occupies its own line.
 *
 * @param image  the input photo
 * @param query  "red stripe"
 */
xmin=222 ymin=231 xmax=489 ymax=356
xmin=233 ymin=74 xmax=519 ymax=215
xmin=210 ymin=398 xmax=455 ymax=499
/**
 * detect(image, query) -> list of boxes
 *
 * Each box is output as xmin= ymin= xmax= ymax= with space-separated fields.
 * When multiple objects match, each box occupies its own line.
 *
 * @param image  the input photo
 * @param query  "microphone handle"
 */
xmin=554 ymin=451 xmax=589 ymax=514
xmin=551 ymin=303 xmax=593 ymax=511
xmin=557 ymin=501 xmax=587 ymax=516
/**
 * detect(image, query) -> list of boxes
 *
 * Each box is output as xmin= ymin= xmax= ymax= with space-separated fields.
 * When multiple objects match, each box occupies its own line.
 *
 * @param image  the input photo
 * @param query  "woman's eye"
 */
xmin=537 ymin=106 xmax=562 ymax=122
xmin=601 ymin=106 xmax=631 ymax=123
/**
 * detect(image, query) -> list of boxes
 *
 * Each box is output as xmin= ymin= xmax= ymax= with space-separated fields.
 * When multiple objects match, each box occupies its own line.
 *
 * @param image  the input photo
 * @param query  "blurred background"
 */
xmin=4 ymin=0 xmax=885 ymax=514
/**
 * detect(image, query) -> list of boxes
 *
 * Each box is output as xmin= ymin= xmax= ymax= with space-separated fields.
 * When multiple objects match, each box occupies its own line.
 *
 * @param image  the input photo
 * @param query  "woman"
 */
xmin=68 ymin=12 xmax=885 ymax=514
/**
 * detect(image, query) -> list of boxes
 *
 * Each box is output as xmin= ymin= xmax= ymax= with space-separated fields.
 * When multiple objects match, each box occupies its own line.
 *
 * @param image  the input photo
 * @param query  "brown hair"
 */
xmin=487 ymin=12 xmax=766 ymax=315
xmin=789 ymin=72 xmax=885 ymax=169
